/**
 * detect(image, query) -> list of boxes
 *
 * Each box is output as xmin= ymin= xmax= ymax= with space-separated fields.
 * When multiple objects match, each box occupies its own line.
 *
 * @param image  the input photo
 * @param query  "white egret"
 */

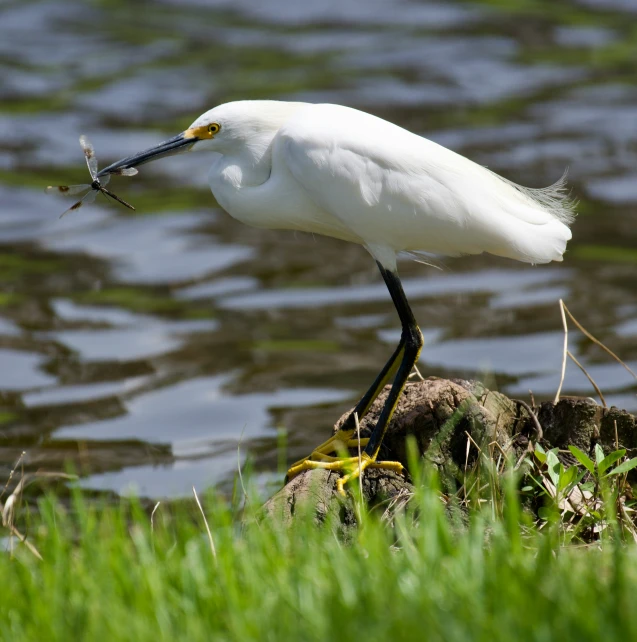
xmin=99 ymin=100 xmax=575 ymax=494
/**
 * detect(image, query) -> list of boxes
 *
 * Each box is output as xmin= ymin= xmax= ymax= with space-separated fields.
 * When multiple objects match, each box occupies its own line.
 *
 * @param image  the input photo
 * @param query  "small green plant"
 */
xmin=527 ymin=443 xmax=637 ymax=542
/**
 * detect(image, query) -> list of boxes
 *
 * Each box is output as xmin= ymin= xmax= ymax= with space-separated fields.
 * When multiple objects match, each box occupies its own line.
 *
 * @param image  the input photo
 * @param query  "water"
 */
xmin=1 ymin=0 xmax=637 ymax=498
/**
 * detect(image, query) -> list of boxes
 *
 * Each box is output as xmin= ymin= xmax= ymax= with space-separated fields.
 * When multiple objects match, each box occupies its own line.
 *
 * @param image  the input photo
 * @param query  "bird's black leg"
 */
xmin=340 ymin=263 xmax=424 ymax=431
xmin=287 ymin=266 xmax=405 ymax=470
xmin=339 ymin=339 xmax=405 ymax=432
xmin=363 ymin=263 xmax=423 ymax=459
xmin=287 ymin=262 xmax=423 ymax=494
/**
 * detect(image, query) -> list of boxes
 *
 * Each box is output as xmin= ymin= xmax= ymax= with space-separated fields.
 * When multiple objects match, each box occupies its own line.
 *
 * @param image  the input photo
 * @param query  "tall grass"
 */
xmin=2 ymin=474 xmax=637 ymax=642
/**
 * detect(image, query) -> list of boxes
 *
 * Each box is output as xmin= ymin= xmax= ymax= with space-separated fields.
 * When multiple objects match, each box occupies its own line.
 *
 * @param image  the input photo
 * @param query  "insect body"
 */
xmin=46 ymin=135 xmax=137 ymax=218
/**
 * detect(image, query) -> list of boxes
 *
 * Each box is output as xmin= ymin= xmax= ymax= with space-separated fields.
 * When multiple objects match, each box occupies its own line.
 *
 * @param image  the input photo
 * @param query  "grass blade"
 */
xmin=598 ymin=450 xmax=626 ymax=475
xmin=606 ymin=458 xmax=637 ymax=476
xmin=568 ymin=445 xmax=595 ymax=476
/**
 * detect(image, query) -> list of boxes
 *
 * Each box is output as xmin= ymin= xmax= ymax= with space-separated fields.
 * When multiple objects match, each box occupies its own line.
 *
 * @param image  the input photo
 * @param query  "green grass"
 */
xmin=2 ymin=476 xmax=637 ymax=642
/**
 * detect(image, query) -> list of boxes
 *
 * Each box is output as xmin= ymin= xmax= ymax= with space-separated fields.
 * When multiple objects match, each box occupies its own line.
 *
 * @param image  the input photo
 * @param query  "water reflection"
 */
xmin=1 ymin=0 xmax=637 ymax=498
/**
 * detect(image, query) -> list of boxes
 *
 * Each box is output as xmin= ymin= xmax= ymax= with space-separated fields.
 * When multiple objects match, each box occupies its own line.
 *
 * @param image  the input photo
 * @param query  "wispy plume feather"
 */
xmin=499 ymin=169 xmax=577 ymax=226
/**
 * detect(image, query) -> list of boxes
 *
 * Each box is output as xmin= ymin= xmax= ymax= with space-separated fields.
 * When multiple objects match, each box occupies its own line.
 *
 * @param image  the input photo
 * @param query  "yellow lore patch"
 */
xmin=184 ymin=122 xmax=220 ymax=140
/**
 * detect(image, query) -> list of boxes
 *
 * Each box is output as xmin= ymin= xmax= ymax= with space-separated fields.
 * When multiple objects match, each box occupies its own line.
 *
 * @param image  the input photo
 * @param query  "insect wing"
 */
xmin=59 ymin=187 xmax=97 ymax=219
xmin=110 ymin=167 xmax=138 ymax=177
xmin=79 ymin=135 xmax=98 ymax=179
xmin=45 ymin=184 xmax=91 ymax=196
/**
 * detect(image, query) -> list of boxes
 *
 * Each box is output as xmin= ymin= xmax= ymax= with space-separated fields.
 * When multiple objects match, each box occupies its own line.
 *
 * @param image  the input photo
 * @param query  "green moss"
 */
xmin=0 ymin=95 xmax=71 ymax=115
xmin=0 ymin=168 xmax=81 ymax=191
xmin=119 ymin=187 xmax=213 ymax=215
xmin=0 ymin=292 xmax=25 ymax=307
xmin=74 ymin=287 xmax=213 ymax=318
xmin=0 ymin=411 xmax=19 ymax=424
xmin=0 ymin=253 xmax=63 ymax=279
xmin=466 ymin=0 xmax=629 ymax=27
xmin=572 ymin=245 xmax=637 ymax=264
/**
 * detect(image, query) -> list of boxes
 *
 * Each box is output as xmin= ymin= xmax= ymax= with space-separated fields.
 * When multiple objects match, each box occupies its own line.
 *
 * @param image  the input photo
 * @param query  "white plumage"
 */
xmin=192 ymin=101 xmax=574 ymax=271
xmin=100 ymin=99 xmax=576 ymax=494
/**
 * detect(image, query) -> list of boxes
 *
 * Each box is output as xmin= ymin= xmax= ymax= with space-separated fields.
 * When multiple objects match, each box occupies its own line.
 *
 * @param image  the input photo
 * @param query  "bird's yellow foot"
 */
xmin=287 ymin=433 xmax=404 ymax=496
xmin=334 ymin=453 xmax=404 ymax=496
xmin=288 ymin=428 xmax=366 ymax=469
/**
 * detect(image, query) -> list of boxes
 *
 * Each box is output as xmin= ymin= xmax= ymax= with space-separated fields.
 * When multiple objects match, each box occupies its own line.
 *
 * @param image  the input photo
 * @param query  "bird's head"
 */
xmin=97 ymin=101 xmax=304 ymax=177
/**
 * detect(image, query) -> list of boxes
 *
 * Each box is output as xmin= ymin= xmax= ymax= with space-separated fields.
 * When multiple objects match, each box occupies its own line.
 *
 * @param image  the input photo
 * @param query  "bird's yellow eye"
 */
xmin=208 ymin=123 xmax=220 ymax=135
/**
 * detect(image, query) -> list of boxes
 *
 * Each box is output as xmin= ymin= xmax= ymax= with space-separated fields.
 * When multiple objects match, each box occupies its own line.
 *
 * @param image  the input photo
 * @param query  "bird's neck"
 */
xmin=207 ymin=135 xmax=277 ymax=225
xmin=217 ymin=136 xmax=274 ymax=189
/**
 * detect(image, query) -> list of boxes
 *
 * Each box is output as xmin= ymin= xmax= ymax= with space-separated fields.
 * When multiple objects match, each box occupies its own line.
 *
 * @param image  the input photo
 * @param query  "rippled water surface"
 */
xmin=2 ymin=0 xmax=637 ymax=498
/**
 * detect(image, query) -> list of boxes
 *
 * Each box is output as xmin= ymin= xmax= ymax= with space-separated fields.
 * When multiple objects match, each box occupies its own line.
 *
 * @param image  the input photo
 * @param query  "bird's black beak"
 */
xmin=97 ymin=131 xmax=198 ymax=178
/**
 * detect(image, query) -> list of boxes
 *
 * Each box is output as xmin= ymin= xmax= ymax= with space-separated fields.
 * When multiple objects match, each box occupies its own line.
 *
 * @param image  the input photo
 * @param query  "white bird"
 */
xmin=99 ymin=100 xmax=575 ymax=494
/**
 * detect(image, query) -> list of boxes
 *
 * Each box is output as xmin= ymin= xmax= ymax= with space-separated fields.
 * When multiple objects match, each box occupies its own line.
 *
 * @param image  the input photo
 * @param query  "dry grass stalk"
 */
xmin=567 ymin=351 xmax=607 ymax=408
xmin=463 ymin=434 xmax=471 ymax=505
xmin=555 ymin=299 xmax=569 ymax=404
xmin=491 ymin=440 xmax=510 ymax=468
xmin=2 ymin=467 xmax=75 ymax=561
xmin=619 ymin=500 xmax=637 ymax=544
xmin=555 ymin=299 xmax=636 ymax=406
xmin=192 ymin=486 xmax=217 ymax=561
xmin=150 ymin=502 xmax=161 ymax=535
xmin=513 ymin=399 xmax=543 ymax=440
xmin=7 ymin=524 xmax=42 ymax=560
xmin=2 ymin=472 xmax=76 ymax=528
xmin=408 ymin=365 xmax=425 ymax=382
xmin=236 ymin=424 xmax=249 ymax=504
xmin=562 ymin=302 xmax=637 ymax=380
xmin=464 ymin=431 xmax=483 ymax=455
xmin=380 ymin=487 xmax=414 ymax=524
xmin=614 ymin=420 xmax=619 ymax=450
xmin=1 ymin=451 xmax=25 ymax=501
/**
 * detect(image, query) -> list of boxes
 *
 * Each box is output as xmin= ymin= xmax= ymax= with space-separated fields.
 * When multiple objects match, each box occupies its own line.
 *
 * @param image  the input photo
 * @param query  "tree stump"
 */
xmin=261 ymin=377 xmax=637 ymax=527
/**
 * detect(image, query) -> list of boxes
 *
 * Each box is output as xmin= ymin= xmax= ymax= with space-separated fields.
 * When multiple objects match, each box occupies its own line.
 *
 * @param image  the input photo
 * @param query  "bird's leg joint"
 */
xmin=401 ymin=324 xmax=423 ymax=352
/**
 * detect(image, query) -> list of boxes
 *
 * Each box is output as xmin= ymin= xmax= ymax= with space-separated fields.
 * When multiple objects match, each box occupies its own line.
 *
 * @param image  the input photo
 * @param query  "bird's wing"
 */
xmin=278 ymin=104 xmax=573 ymax=264
xmin=279 ymin=104 xmax=455 ymax=234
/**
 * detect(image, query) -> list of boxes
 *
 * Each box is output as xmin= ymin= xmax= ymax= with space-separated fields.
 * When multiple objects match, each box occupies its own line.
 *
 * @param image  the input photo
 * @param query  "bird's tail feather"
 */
xmin=496 ymin=168 xmax=577 ymax=227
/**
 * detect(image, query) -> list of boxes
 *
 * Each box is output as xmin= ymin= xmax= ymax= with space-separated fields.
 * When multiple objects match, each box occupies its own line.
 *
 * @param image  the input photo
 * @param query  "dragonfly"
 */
xmin=46 ymin=135 xmax=138 ymax=218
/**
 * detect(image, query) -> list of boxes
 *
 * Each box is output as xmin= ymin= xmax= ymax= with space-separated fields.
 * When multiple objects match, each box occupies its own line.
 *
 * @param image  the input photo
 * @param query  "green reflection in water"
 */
xmin=572 ymin=245 xmax=637 ymax=264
